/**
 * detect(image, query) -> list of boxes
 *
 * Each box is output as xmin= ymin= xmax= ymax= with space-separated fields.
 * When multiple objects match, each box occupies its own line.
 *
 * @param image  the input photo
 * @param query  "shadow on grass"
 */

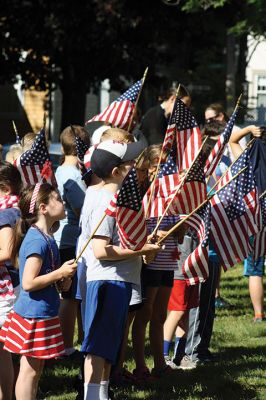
xmin=114 ymin=345 xmax=266 ymax=400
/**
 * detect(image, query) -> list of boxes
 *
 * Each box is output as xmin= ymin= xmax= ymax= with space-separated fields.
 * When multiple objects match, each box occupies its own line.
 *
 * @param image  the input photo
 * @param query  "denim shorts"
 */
xmin=243 ymin=254 xmax=265 ymax=277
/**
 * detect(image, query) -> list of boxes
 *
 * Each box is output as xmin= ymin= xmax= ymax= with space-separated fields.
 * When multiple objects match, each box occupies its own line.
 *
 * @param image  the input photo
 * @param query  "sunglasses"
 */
xmin=205 ymin=115 xmax=218 ymax=124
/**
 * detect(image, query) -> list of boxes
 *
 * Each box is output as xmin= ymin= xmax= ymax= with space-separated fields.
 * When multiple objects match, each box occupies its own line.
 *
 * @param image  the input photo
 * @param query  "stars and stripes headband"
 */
xmin=28 ymin=160 xmax=54 ymax=214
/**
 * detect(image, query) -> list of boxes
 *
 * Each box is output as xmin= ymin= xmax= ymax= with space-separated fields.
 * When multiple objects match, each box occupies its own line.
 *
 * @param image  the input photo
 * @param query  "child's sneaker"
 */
xmin=215 ymin=296 xmax=231 ymax=309
xmin=178 ymin=355 xmax=197 ymax=370
xmin=253 ymin=316 xmax=266 ymax=323
xmin=133 ymin=367 xmax=156 ymax=384
xmin=164 ymin=356 xmax=179 ymax=369
xmin=151 ymin=364 xmax=175 ymax=378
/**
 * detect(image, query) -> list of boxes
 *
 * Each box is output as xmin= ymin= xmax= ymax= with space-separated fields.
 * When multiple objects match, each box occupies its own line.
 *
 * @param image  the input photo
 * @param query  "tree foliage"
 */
xmin=0 ymin=0 xmax=265 ymax=129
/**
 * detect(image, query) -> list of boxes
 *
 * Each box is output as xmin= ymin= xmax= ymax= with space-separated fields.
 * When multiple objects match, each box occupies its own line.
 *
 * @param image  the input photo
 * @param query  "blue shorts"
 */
xmin=81 ymin=280 xmax=132 ymax=365
xmin=243 ymin=254 xmax=265 ymax=277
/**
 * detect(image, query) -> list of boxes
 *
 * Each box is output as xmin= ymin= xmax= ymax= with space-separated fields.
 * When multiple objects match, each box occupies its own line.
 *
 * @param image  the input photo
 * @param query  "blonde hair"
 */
xmin=21 ymin=132 xmax=37 ymax=152
xmin=5 ymin=144 xmax=23 ymax=163
xmin=147 ymin=144 xmax=162 ymax=164
xmin=100 ymin=128 xmax=134 ymax=144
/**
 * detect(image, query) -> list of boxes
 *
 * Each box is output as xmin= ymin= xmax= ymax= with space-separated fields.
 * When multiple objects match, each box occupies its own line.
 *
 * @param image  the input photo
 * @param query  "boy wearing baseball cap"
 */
xmin=81 ymin=138 xmax=160 ymax=400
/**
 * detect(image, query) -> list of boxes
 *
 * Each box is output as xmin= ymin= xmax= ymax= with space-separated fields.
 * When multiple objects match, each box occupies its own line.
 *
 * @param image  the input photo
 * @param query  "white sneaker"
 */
xmin=178 ymin=355 xmax=197 ymax=370
xmin=164 ymin=356 xmax=179 ymax=369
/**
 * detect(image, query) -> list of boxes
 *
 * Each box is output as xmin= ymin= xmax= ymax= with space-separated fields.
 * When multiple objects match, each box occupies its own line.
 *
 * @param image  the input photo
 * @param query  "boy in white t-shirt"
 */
xmin=80 ymin=140 xmax=161 ymax=400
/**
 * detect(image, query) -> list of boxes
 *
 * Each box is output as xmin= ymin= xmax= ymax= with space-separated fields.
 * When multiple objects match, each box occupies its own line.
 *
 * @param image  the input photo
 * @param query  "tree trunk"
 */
xmin=60 ymin=68 xmax=87 ymax=130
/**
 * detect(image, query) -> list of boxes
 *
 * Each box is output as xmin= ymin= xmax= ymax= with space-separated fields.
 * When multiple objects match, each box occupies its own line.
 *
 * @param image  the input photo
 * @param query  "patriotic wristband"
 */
xmin=29 ymin=183 xmax=41 ymax=214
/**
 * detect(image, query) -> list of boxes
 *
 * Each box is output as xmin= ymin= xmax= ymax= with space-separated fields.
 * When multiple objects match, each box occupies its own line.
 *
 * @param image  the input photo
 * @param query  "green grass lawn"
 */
xmin=40 ymin=264 xmax=266 ymax=400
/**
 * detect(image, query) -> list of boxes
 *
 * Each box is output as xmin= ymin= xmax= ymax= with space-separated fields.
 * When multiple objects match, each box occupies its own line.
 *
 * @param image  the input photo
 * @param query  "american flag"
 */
xmin=210 ymin=149 xmax=260 ymax=270
xmin=105 ymin=168 xmax=147 ymax=250
xmin=143 ymin=153 xmax=180 ymax=217
xmin=14 ymin=128 xmax=56 ymax=187
xmin=86 ymin=80 xmax=142 ymax=129
xmin=162 ymin=98 xmax=202 ymax=171
xmin=84 ymin=145 xmax=98 ymax=170
xmin=75 ymin=134 xmax=90 ymax=175
xmin=204 ymin=110 xmax=237 ymax=177
xmin=181 ymin=201 xmax=211 ymax=285
xmin=166 ymin=147 xmax=207 ymax=215
xmin=15 ymin=134 xmax=21 ymax=145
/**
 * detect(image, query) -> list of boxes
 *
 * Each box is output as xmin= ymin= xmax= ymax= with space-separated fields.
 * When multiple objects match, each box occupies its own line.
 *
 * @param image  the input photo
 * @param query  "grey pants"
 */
xmin=185 ymin=259 xmax=220 ymax=361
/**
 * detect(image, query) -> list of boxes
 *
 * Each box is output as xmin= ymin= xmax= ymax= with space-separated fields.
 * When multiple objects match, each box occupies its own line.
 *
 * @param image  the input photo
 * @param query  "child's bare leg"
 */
xmin=114 ymin=310 xmax=135 ymax=373
xmin=15 ymin=356 xmax=44 ymax=400
xmin=150 ymin=286 xmax=172 ymax=370
xmin=84 ymin=354 xmax=105 ymax=383
xmin=132 ymin=287 xmax=158 ymax=371
xmin=164 ymin=310 xmax=185 ymax=341
xmin=59 ymin=298 xmax=79 ymax=352
xmin=0 ymin=344 xmax=14 ymax=400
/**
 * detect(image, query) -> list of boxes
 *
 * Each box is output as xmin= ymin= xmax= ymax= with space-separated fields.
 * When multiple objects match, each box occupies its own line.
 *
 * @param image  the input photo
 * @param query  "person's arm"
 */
xmin=92 ymin=236 xmax=161 ymax=261
xmin=64 ymin=179 xmax=85 ymax=218
xmin=22 ymin=256 xmax=77 ymax=292
xmin=229 ymin=125 xmax=261 ymax=159
xmin=0 ymin=226 xmax=13 ymax=262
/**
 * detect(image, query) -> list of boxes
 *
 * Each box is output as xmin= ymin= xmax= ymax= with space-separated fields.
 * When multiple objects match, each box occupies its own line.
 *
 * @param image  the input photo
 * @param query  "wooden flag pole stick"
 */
xmin=12 ymin=120 xmax=19 ymax=137
xmin=207 ymin=138 xmax=255 ymax=197
xmin=234 ymin=93 xmax=242 ymax=113
xmin=75 ymin=76 xmax=150 ymax=262
xmin=259 ymin=189 xmax=266 ymax=199
xmin=127 ymin=67 xmax=149 ymax=133
xmin=157 ymin=165 xmax=248 ymax=245
xmin=151 ymin=136 xmax=209 ymax=236
xmin=145 ymin=84 xmax=181 ymax=218
xmin=75 ymin=213 xmax=107 ymax=262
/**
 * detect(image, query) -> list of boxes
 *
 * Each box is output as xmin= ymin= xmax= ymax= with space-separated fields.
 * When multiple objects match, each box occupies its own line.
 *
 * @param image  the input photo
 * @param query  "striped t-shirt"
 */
xmin=146 ymin=216 xmax=180 ymax=271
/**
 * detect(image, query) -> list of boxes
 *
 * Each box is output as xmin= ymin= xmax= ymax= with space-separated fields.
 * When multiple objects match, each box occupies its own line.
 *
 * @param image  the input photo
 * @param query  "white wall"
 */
xmin=246 ymin=36 xmax=266 ymax=108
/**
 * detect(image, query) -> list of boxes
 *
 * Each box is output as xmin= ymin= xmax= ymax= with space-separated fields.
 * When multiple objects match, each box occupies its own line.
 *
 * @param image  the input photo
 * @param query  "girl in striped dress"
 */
xmin=0 ymin=183 xmax=77 ymax=399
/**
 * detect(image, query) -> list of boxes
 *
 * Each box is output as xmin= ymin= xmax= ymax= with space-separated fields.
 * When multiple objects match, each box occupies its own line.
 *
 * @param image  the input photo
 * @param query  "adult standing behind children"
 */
xmin=54 ymin=125 xmax=88 ymax=357
xmin=138 ymin=85 xmax=191 ymax=145
xmin=80 ymin=139 xmax=161 ymax=400
xmin=229 ymin=124 xmax=265 ymax=322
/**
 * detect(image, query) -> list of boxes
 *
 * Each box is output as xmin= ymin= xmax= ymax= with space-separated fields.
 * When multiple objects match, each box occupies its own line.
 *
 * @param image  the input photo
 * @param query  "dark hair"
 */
xmin=205 ymin=103 xmax=229 ymax=122
xmin=11 ymin=183 xmax=55 ymax=266
xmin=0 ymin=161 xmax=22 ymax=195
xmin=202 ymin=120 xmax=226 ymax=137
xmin=158 ymin=84 xmax=190 ymax=102
xmin=201 ymin=121 xmax=226 ymax=161
xmin=259 ymin=126 xmax=266 ymax=143
xmin=60 ymin=125 xmax=91 ymax=156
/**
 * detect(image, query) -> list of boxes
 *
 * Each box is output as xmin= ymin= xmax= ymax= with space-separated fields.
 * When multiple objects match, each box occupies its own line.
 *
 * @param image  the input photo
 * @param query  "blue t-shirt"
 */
xmin=14 ymin=227 xmax=61 ymax=318
xmin=0 ymin=208 xmax=21 ymax=288
xmin=54 ymin=165 xmax=86 ymax=249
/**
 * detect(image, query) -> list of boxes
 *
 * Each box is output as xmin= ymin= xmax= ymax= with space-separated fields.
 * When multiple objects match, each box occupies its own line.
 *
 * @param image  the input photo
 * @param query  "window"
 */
xmin=257 ymin=76 xmax=266 ymax=106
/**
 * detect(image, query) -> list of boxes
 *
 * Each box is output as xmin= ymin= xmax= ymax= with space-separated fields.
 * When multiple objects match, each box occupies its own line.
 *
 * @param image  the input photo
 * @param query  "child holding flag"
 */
xmin=79 ymin=139 xmax=160 ymax=400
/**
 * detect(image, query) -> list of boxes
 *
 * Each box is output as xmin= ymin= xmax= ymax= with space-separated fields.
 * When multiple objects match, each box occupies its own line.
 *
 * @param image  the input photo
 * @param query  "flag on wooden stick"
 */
xmin=14 ymin=128 xmax=56 ymax=187
xmin=105 ymin=168 xmax=147 ymax=250
xmin=210 ymin=148 xmax=260 ymax=270
xmin=86 ymin=80 xmax=142 ymax=129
